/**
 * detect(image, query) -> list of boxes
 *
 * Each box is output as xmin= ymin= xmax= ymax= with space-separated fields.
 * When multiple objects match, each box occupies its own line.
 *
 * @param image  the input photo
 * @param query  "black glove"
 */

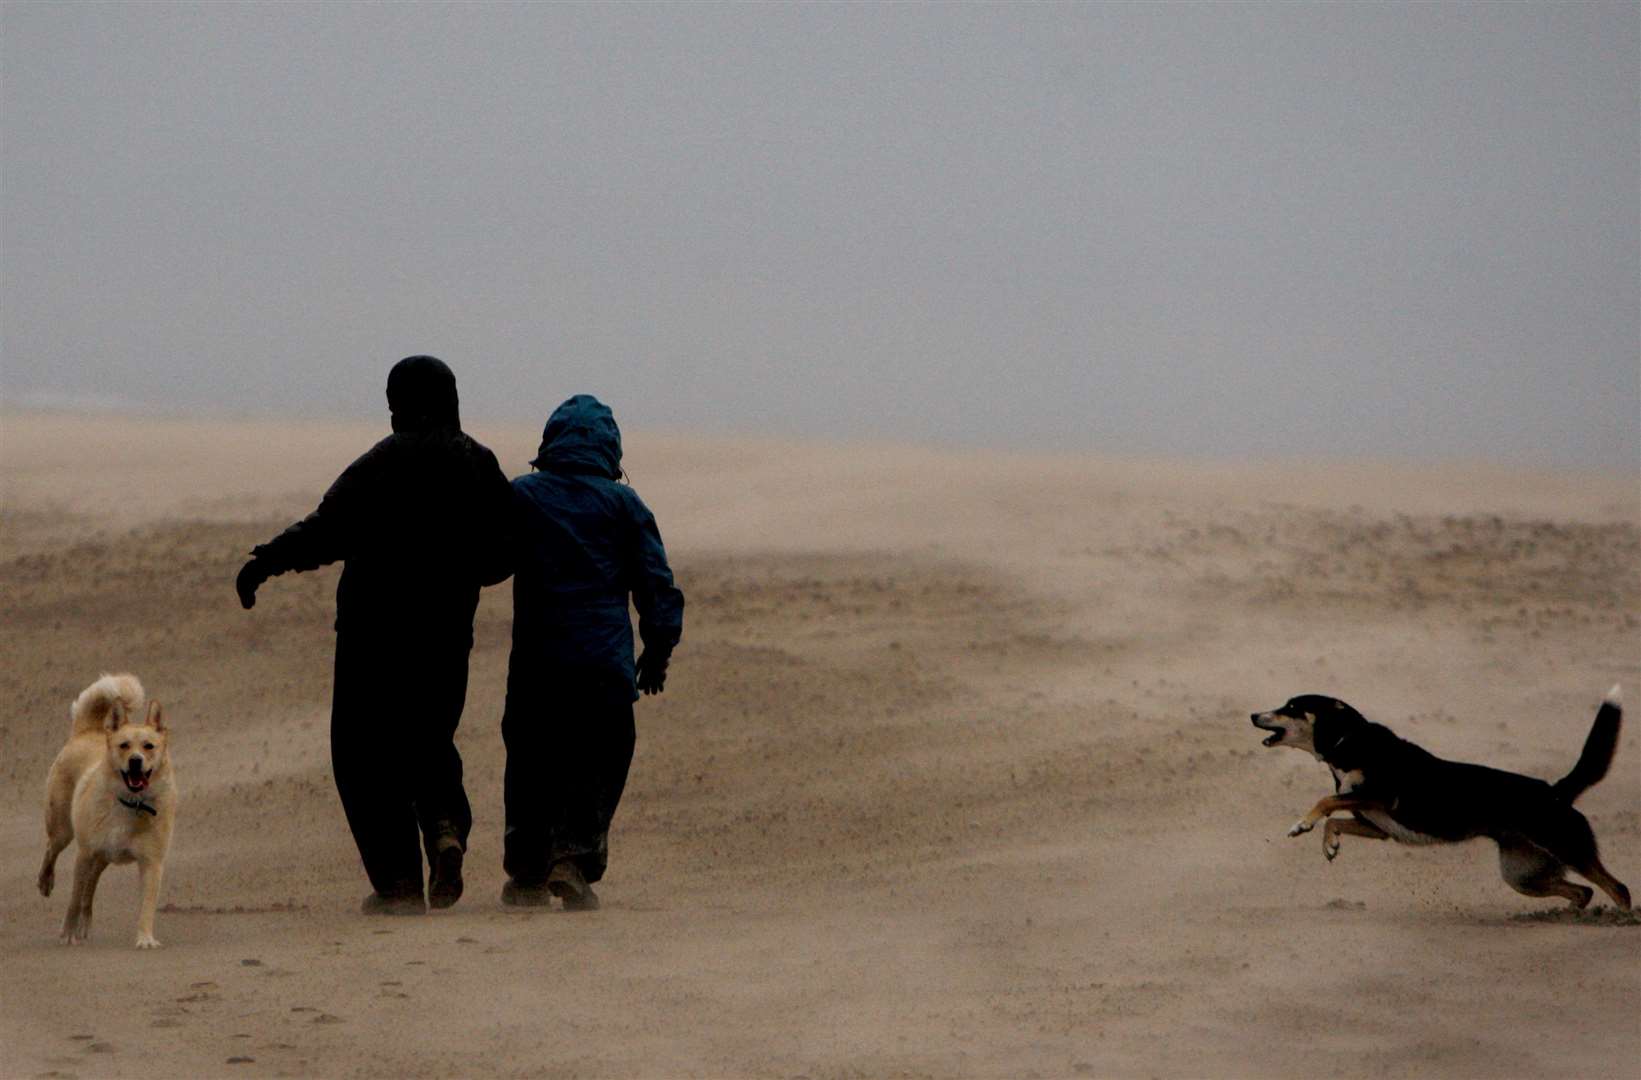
xmin=236 ymin=557 xmax=272 ymax=610
xmin=635 ymin=649 xmax=670 ymax=696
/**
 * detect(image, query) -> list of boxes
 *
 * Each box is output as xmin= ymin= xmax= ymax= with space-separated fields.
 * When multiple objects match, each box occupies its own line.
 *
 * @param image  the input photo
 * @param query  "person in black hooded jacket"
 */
xmin=501 ymin=394 xmax=683 ymax=910
xmin=235 ymin=356 xmax=513 ymax=915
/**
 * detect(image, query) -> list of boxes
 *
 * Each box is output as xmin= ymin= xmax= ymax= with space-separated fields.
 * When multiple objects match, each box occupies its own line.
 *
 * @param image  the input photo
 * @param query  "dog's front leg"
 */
xmin=1288 ymin=796 xmax=1387 ymax=838
xmin=134 ymin=858 xmax=164 ymax=949
xmin=1322 ymin=817 xmax=1391 ymax=861
xmin=60 ymin=851 xmax=107 ymax=945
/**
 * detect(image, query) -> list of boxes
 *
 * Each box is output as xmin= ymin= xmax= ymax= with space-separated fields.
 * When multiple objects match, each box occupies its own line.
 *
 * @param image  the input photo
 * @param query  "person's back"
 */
xmin=500 ymin=394 xmax=683 ymax=909
xmin=320 ymin=426 xmax=512 ymax=643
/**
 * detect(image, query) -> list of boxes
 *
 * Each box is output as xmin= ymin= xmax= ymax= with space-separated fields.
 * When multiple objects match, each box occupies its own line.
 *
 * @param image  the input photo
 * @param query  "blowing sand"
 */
xmin=2 ymin=411 xmax=1637 ymax=1079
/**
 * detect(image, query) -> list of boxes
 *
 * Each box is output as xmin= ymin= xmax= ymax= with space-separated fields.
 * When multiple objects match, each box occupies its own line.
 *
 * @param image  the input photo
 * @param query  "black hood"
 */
xmin=386 ymin=355 xmax=461 ymax=433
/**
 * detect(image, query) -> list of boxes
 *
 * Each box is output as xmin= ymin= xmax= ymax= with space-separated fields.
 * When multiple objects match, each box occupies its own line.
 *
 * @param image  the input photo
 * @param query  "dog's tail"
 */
xmin=1551 ymin=685 xmax=1623 ymax=804
xmin=70 ymin=673 xmax=146 ymax=736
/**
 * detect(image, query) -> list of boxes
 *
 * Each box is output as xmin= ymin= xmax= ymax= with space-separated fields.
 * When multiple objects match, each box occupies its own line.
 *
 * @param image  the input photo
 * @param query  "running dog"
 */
xmin=1251 ymin=688 xmax=1629 ymax=909
xmin=38 ymin=674 xmax=178 ymax=947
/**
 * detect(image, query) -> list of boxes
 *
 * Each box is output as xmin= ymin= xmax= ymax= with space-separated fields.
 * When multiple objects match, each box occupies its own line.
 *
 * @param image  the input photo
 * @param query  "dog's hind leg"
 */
xmin=1573 ymin=856 xmax=1630 ymax=910
xmin=39 ymin=767 xmax=76 ymax=897
xmin=1499 ymin=841 xmax=1593 ymax=909
xmin=134 ymin=858 xmax=164 ymax=949
xmin=38 ymin=827 xmax=72 ymax=897
xmin=1520 ymin=811 xmax=1632 ymax=910
xmin=1322 ymin=818 xmax=1389 ymax=862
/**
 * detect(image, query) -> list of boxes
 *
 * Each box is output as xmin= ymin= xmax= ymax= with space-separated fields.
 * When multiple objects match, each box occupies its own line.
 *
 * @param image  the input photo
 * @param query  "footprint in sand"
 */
xmin=225 ymin=1057 xmax=255 ymax=1065
xmin=290 ymin=1006 xmax=319 ymax=1013
xmin=240 ymin=958 xmax=263 ymax=967
xmin=311 ymin=1013 xmax=344 ymax=1025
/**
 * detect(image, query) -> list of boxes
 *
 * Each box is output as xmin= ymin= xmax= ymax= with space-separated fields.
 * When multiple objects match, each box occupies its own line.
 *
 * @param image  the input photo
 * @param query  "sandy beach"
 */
xmin=2 ymin=410 xmax=1637 ymax=1079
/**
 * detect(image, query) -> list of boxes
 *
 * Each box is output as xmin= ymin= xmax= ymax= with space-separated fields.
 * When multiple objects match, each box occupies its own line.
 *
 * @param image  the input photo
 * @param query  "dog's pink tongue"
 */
xmin=126 ymin=771 xmax=149 ymax=792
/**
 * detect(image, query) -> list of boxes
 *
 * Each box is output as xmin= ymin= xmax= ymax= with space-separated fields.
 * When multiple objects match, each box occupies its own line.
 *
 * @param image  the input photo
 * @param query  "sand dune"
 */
xmin=2 ymin=411 xmax=1637 ymax=1079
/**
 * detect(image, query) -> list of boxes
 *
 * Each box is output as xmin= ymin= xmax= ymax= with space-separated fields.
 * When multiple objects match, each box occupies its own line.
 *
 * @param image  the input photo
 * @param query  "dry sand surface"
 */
xmin=2 ymin=410 xmax=1638 ymax=1079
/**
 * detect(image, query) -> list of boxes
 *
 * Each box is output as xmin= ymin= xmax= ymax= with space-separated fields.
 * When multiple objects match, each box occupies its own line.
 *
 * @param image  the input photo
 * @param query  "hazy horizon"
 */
xmin=3 ymin=3 xmax=1637 ymax=469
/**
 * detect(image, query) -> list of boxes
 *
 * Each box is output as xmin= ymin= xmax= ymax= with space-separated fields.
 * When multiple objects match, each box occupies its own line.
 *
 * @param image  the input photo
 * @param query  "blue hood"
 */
xmin=531 ymin=394 xmax=623 ymax=479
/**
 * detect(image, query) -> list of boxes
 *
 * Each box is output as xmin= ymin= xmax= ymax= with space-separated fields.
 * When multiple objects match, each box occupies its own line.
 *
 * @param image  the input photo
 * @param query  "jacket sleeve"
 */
xmin=250 ymin=447 xmax=376 ymax=574
xmin=627 ymin=494 xmax=684 ymax=656
xmin=470 ymin=447 xmax=517 ymax=587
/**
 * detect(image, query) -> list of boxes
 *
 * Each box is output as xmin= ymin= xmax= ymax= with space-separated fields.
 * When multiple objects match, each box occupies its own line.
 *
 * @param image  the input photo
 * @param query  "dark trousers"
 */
xmin=501 ymin=661 xmax=636 ymax=886
xmin=331 ymin=633 xmax=473 ymax=899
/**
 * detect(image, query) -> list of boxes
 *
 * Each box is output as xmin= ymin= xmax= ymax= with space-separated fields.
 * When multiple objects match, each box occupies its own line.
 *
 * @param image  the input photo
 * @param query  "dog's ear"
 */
xmin=107 ymin=701 xmax=128 ymax=732
xmin=146 ymin=700 xmax=165 ymax=731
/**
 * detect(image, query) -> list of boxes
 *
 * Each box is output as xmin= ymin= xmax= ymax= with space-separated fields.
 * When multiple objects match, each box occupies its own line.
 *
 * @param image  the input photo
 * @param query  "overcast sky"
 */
xmin=2 ymin=2 xmax=1636 ymax=468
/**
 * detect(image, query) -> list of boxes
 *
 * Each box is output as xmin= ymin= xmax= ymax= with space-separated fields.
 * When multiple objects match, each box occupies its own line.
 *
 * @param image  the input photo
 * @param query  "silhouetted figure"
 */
xmin=501 ymin=394 xmax=684 ymax=910
xmin=236 ymin=356 xmax=512 ymax=914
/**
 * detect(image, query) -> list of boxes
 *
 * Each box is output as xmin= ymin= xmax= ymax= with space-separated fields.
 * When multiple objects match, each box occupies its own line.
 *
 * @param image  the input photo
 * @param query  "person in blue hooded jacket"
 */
xmin=501 ymin=394 xmax=684 ymax=910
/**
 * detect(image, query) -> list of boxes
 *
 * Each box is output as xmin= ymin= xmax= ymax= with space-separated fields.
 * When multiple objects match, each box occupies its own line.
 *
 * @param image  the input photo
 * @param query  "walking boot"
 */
xmin=360 ymin=891 xmax=426 ymax=916
xmin=547 ymin=860 xmax=599 ymax=912
xmin=428 ymin=836 xmax=465 ymax=910
xmin=500 ymin=878 xmax=552 ymax=908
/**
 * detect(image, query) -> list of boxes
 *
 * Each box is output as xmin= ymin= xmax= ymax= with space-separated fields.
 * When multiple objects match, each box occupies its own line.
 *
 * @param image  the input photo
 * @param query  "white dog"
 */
xmin=38 ymin=674 xmax=178 ymax=948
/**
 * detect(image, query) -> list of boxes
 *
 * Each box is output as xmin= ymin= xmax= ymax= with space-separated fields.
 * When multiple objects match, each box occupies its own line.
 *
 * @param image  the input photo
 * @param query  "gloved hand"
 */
xmin=236 ymin=557 xmax=272 ymax=610
xmin=635 ymin=649 xmax=670 ymax=696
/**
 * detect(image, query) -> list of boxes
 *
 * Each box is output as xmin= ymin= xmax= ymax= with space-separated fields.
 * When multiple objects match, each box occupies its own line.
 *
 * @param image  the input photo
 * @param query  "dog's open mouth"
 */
xmin=122 ymin=767 xmax=152 ymax=793
xmin=1251 ymin=714 xmax=1286 ymax=747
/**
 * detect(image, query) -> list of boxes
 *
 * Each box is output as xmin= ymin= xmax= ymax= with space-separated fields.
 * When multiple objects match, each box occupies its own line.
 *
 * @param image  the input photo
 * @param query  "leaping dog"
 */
xmin=1251 ymin=688 xmax=1629 ymax=909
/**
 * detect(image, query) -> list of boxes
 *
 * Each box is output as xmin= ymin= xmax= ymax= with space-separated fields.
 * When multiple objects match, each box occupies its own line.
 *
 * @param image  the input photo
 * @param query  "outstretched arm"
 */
xmin=237 ymin=448 xmax=374 ymax=608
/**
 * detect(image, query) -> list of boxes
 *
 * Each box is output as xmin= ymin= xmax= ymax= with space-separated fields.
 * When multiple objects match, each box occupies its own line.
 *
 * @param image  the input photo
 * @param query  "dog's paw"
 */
xmin=38 ymin=871 xmax=54 ymax=897
xmin=134 ymin=933 xmax=161 ymax=950
xmin=1324 ymin=838 xmax=1340 ymax=862
xmin=1288 ymin=819 xmax=1315 ymax=837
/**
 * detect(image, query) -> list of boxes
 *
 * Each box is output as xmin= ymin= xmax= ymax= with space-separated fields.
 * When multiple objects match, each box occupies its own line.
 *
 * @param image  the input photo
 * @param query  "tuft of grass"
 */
xmin=1507 ymin=905 xmax=1641 ymax=927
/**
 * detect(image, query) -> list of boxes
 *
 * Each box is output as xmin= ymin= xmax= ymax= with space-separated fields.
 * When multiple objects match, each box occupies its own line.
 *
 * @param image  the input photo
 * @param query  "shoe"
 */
xmin=547 ymin=861 xmax=600 ymax=912
xmin=500 ymin=879 xmax=552 ymax=908
xmin=360 ymin=891 xmax=426 ymax=916
xmin=428 ymin=841 xmax=464 ymax=910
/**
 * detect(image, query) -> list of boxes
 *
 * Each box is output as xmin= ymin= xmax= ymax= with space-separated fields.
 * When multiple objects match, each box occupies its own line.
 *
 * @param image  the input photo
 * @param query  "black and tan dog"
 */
xmin=1251 ymin=688 xmax=1630 ymax=909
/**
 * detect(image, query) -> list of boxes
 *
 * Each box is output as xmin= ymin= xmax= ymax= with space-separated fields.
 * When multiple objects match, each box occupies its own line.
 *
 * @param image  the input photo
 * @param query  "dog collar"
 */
xmin=117 ymin=795 xmax=158 ymax=817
